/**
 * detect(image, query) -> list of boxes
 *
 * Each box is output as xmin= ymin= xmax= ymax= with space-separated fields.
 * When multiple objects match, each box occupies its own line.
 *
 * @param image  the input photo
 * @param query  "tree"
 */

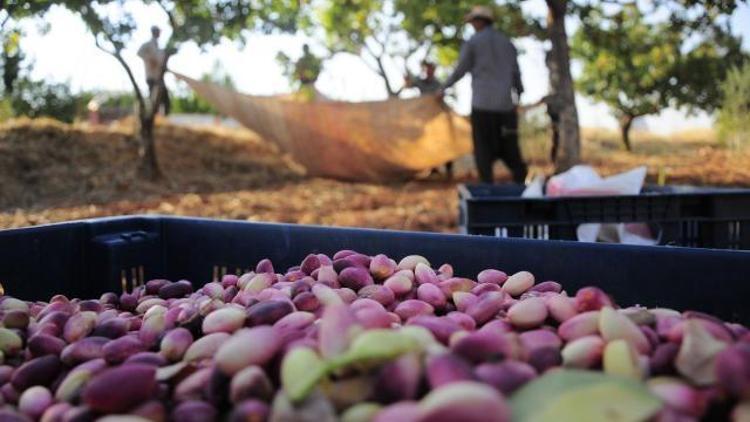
xmin=1 ymin=28 xmax=23 ymax=94
xmin=543 ymin=0 xmax=581 ymax=171
xmin=717 ymin=63 xmax=750 ymax=148
xmin=1 ymin=1 xmax=57 ymax=95
xmin=572 ymin=3 xmax=746 ymax=150
xmin=311 ymin=0 xmax=531 ymax=97
xmin=669 ymin=25 xmax=747 ymax=113
xmin=9 ymin=77 xmax=83 ymax=122
xmin=53 ymin=0 xmax=300 ymax=180
xmin=571 ymin=5 xmax=679 ymax=150
xmin=313 ymin=0 xmax=426 ymax=97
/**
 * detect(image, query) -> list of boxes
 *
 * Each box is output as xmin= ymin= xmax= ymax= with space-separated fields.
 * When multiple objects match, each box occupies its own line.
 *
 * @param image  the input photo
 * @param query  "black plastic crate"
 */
xmin=0 ymin=215 xmax=749 ymax=323
xmin=459 ymin=183 xmax=750 ymax=250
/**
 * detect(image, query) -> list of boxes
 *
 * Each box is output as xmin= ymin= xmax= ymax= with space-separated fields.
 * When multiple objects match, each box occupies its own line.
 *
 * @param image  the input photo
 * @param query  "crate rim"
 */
xmin=458 ymin=183 xmax=750 ymax=203
xmin=3 ymin=214 xmax=750 ymax=256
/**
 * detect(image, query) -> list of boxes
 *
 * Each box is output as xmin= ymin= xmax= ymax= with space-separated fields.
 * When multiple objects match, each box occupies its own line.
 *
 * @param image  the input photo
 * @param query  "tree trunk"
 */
xmin=135 ymin=53 xmax=172 ymax=182
xmin=102 ymin=44 xmax=164 ymax=181
xmin=546 ymin=0 xmax=581 ymax=173
xmin=619 ymin=115 xmax=634 ymax=151
xmin=137 ymin=67 xmax=169 ymax=182
xmin=136 ymin=110 xmax=163 ymax=181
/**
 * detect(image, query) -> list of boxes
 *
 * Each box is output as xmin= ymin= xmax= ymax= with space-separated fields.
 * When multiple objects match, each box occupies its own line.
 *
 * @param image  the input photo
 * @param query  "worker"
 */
xmin=405 ymin=60 xmax=454 ymax=178
xmin=405 ymin=60 xmax=442 ymax=94
xmin=295 ymin=44 xmax=323 ymax=101
xmin=439 ymin=5 xmax=527 ymax=184
xmin=137 ymin=25 xmax=170 ymax=115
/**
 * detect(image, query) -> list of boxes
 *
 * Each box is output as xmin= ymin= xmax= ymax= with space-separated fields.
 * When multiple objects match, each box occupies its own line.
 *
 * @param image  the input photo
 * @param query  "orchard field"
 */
xmin=2 ymin=118 xmax=749 ymax=232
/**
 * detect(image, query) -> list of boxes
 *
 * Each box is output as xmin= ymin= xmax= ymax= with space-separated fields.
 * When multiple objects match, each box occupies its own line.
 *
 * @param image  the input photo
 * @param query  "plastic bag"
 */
xmin=547 ymin=165 xmax=647 ymax=197
xmin=546 ymin=166 xmax=657 ymax=245
xmin=521 ymin=175 xmax=545 ymax=198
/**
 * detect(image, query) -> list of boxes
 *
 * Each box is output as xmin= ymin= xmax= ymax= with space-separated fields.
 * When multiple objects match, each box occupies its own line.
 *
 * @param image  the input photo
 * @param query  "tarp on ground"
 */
xmin=174 ymin=72 xmax=473 ymax=181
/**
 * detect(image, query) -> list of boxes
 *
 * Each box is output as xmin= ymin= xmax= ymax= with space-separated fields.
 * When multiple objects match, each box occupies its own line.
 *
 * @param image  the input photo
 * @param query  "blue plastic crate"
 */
xmin=0 ymin=215 xmax=748 ymax=323
xmin=459 ymin=183 xmax=750 ymax=250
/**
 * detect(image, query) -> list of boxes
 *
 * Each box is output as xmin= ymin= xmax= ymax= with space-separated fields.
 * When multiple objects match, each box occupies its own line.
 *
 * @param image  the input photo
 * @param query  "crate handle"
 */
xmin=119 ymin=231 xmax=149 ymax=242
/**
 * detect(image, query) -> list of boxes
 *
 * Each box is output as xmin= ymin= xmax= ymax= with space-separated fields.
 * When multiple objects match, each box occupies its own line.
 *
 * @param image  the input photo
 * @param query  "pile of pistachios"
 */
xmin=0 ymin=250 xmax=747 ymax=421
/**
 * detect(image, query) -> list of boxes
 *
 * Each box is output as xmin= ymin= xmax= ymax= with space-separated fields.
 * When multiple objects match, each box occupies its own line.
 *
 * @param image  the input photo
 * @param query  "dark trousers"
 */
xmin=470 ymin=109 xmax=528 ymax=184
xmin=147 ymin=78 xmax=171 ymax=116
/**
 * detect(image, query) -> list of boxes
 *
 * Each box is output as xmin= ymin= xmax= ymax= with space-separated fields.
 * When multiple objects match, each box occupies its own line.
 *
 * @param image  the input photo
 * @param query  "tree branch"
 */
xmin=156 ymin=0 xmax=178 ymax=34
xmin=94 ymin=35 xmax=146 ymax=116
xmin=363 ymin=42 xmax=397 ymax=96
xmin=362 ymin=43 xmax=386 ymax=76
xmin=0 ymin=2 xmax=18 ymax=31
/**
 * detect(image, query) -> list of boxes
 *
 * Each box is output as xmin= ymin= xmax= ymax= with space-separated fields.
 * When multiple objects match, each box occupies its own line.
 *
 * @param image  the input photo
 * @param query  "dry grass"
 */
xmin=1 ymin=118 xmax=748 ymax=232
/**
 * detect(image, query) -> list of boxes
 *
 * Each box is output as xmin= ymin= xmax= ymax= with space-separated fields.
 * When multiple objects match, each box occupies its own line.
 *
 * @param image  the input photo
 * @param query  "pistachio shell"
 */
xmin=11 ymin=355 xmax=63 ymax=390
xmin=419 ymin=381 xmax=510 ymax=422
xmin=82 ymin=364 xmax=157 ymax=413
xmin=202 ymin=307 xmax=246 ymax=334
xmin=215 ymin=326 xmax=282 ymax=376
xmin=160 ymin=328 xmax=194 ymax=362
xmin=183 ymin=332 xmax=231 ymax=362
xmin=230 ymin=366 xmax=274 ymax=404
xmin=502 ymin=271 xmax=535 ymax=297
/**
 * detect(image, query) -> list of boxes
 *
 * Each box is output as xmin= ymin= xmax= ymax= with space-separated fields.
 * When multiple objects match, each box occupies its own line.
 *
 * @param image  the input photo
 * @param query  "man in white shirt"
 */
xmin=137 ymin=26 xmax=170 ymax=115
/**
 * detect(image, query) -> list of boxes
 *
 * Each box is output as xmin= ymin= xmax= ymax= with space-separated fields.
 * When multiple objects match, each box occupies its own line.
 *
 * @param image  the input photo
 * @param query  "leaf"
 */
xmin=281 ymin=347 xmax=329 ymax=403
xmin=675 ymin=320 xmax=728 ymax=386
xmin=511 ymin=369 xmax=662 ymax=422
xmin=328 ymin=329 xmax=422 ymax=370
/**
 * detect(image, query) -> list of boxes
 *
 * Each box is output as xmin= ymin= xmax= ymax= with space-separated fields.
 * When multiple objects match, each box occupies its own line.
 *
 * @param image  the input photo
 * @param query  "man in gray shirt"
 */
xmin=440 ymin=6 xmax=527 ymax=184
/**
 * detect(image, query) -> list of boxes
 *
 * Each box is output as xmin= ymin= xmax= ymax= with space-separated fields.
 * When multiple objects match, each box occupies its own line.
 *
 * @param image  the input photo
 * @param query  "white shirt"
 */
xmin=137 ymin=39 xmax=165 ymax=80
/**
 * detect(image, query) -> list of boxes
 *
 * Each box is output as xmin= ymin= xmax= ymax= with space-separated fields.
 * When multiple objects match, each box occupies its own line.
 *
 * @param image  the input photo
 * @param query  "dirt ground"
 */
xmin=1 ymin=118 xmax=749 ymax=232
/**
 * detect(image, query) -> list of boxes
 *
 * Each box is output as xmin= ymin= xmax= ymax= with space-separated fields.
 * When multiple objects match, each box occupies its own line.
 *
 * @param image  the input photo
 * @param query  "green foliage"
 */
xmin=316 ymin=0 xmax=383 ymax=54
xmin=310 ymin=0 xmax=533 ymax=95
xmin=717 ymin=63 xmax=750 ymax=149
xmin=0 ymin=98 xmax=14 ymax=121
xmin=1 ymin=2 xmax=63 ymax=103
xmin=98 ymin=92 xmax=136 ymax=110
xmin=7 ymin=77 xmax=83 ymax=123
xmin=395 ymin=0 xmax=538 ymax=66
xmin=572 ymin=5 xmax=681 ymax=123
xmin=572 ymin=3 xmax=747 ymax=148
xmin=312 ymin=0 xmax=415 ymax=95
xmin=48 ymin=0 xmax=301 ymax=111
xmin=1 ymin=28 xmax=24 ymax=94
xmin=670 ymin=27 xmax=747 ymax=113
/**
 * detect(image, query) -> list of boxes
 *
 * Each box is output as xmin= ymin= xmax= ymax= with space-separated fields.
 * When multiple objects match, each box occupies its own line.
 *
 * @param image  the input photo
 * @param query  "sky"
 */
xmin=13 ymin=1 xmax=750 ymax=135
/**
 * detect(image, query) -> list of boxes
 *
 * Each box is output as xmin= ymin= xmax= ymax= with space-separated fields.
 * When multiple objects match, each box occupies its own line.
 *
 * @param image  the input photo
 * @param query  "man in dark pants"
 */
xmin=439 ymin=6 xmax=527 ymax=184
xmin=137 ymin=26 xmax=170 ymax=115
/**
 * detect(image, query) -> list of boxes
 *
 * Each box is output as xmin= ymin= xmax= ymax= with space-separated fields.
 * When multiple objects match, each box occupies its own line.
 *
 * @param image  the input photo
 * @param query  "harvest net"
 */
xmin=174 ymin=73 xmax=473 ymax=181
